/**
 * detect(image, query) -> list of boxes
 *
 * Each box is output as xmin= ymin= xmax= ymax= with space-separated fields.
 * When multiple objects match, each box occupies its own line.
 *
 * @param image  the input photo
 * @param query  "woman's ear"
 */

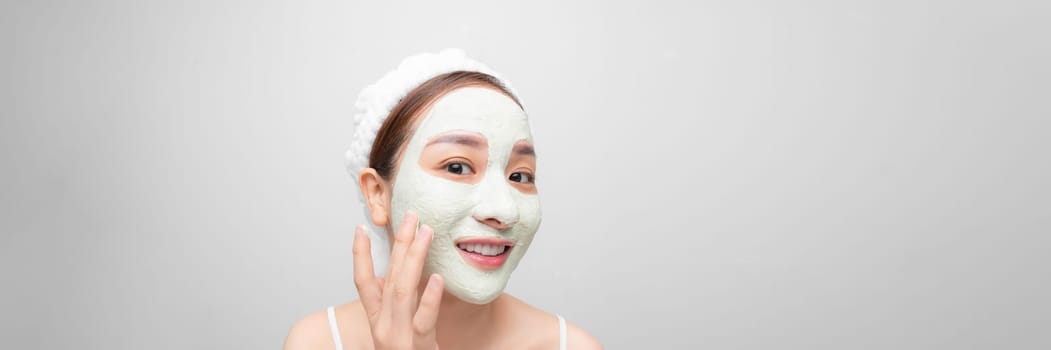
xmin=358 ymin=168 xmax=392 ymax=227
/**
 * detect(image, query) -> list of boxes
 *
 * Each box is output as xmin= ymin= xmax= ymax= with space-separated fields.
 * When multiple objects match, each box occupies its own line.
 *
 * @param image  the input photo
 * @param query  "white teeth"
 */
xmin=456 ymin=243 xmax=509 ymax=256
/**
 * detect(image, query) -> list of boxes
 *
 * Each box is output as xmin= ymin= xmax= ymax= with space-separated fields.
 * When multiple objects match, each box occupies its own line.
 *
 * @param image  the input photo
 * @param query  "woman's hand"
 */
xmin=353 ymin=211 xmax=445 ymax=350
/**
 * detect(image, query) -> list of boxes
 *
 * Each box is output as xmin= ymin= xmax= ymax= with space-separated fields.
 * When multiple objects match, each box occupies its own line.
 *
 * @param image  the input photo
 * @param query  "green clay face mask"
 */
xmin=389 ymin=87 xmax=541 ymax=304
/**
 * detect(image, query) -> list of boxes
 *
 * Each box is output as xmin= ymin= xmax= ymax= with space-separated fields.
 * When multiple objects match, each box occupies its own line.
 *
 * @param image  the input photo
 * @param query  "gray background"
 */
xmin=2 ymin=0 xmax=1049 ymax=349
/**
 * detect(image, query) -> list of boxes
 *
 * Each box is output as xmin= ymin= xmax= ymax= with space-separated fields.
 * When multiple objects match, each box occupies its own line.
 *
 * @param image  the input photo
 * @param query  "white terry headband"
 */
xmin=344 ymin=48 xmax=520 ymax=275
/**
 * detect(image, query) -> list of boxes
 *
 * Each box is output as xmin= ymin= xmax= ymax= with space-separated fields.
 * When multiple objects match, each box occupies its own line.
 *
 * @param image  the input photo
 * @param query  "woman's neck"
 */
xmin=425 ymin=288 xmax=504 ymax=348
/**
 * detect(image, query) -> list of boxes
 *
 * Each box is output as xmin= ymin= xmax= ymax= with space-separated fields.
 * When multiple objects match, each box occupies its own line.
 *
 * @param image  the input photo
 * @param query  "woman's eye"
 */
xmin=445 ymin=162 xmax=474 ymax=175
xmin=509 ymin=172 xmax=533 ymax=184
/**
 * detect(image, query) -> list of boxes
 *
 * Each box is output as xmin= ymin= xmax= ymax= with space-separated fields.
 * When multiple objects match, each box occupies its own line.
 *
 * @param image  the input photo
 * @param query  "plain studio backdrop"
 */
xmin=2 ymin=1 xmax=1049 ymax=349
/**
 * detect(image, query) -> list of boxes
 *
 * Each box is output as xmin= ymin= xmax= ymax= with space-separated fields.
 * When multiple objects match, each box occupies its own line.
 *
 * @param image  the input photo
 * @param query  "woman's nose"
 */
xmin=475 ymin=217 xmax=512 ymax=230
xmin=472 ymin=173 xmax=520 ymax=230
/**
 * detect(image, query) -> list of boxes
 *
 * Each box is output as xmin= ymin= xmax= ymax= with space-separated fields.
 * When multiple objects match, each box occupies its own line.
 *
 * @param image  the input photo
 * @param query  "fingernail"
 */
xmin=419 ymin=225 xmax=432 ymax=239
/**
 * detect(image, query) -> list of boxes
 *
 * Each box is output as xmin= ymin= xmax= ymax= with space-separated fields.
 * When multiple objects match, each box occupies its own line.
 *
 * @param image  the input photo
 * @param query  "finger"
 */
xmin=413 ymin=274 xmax=444 ymax=341
xmin=399 ymin=224 xmax=433 ymax=299
xmin=394 ymin=224 xmax=433 ymax=319
xmin=385 ymin=210 xmax=419 ymax=287
xmin=352 ymin=226 xmax=381 ymax=324
xmin=382 ymin=211 xmax=418 ymax=320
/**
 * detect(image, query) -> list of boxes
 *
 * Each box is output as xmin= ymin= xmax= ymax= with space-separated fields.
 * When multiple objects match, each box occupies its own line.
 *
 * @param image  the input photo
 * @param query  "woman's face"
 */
xmin=388 ymin=86 xmax=541 ymax=304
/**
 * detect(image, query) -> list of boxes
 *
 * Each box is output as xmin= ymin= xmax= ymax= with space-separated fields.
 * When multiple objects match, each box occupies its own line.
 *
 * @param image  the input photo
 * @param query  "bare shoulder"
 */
xmin=565 ymin=320 xmax=603 ymax=350
xmin=283 ymin=308 xmax=335 ymax=350
xmin=498 ymin=294 xmax=603 ymax=350
xmin=283 ymin=301 xmax=372 ymax=350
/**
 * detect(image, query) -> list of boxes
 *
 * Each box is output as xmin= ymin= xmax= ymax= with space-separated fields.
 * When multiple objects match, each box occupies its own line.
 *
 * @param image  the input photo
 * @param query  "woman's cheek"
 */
xmin=514 ymin=192 xmax=542 ymax=232
xmin=412 ymin=176 xmax=477 ymax=231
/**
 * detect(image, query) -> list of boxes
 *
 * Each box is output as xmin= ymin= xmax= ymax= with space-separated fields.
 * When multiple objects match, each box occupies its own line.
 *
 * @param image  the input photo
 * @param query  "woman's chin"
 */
xmin=442 ymin=277 xmax=509 ymax=304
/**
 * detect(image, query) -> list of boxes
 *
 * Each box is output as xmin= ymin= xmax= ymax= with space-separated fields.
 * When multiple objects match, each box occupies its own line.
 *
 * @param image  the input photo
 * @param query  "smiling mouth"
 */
xmin=455 ymin=239 xmax=514 ymax=270
xmin=456 ymin=242 xmax=511 ymax=256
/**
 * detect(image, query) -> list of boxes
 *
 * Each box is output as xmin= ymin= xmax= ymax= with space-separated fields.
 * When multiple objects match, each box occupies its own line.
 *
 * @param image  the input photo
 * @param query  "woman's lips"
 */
xmin=455 ymin=237 xmax=514 ymax=270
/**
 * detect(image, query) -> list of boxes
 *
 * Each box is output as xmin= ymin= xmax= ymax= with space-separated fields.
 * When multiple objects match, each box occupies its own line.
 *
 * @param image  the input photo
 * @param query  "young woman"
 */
xmin=283 ymin=50 xmax=602 ymax=349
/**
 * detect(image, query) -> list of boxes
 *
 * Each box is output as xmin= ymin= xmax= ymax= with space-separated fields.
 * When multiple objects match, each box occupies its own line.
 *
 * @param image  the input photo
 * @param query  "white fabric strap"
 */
xmin=557 ymin=314 xmax=567 ymax=350
xmin=327 ymin=306 xmax=344 ymax=350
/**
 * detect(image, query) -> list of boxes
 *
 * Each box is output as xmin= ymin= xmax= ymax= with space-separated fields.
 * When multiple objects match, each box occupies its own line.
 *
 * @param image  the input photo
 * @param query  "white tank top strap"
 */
xmin=557 ymin=314 xmax=567 ymax=350
xmin=327 ymin=306 xmax=344 ymax=350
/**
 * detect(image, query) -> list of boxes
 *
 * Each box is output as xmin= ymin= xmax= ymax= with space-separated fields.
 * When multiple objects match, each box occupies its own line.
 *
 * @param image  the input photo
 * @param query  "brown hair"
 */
xmin=368 ymin=71 xmax=522 ymax=180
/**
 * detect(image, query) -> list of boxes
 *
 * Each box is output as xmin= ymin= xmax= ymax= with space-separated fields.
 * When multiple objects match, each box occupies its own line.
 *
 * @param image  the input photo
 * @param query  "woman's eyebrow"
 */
xmin=426 ymin=133 xmax=487 ymax=148
xmin=513 ymin=143 xmax=534 ymax=156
